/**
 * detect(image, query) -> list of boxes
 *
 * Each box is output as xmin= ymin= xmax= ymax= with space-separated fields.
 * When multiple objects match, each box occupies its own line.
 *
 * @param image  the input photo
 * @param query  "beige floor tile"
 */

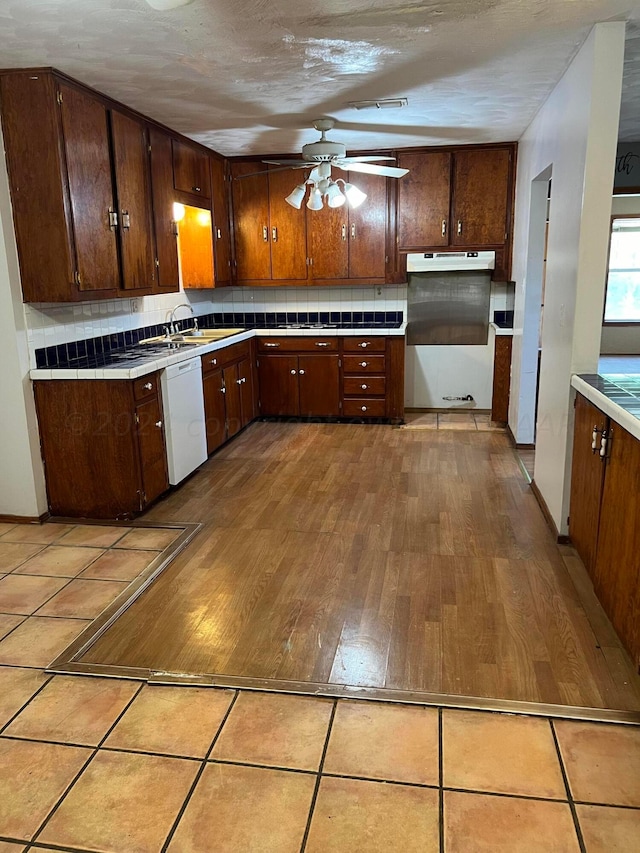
xmin=0 ymin=613 xmax=24 ymax=641
xmin=402 ymin=412 xmax=438 ymax=429
xmin=211 ymin=692 xmax=332 ymax=771
xmin=0 ymin=738 xmax=90 ymax=842
xmin=443 ymin=709 xmax=566 ymax=798
xmin=305 ymin=776 xmax=439 ymax=853
xmin=14 ymin=545 xmax=105 ymax=578
xmin=79 ymin=548 xmax=160 ymax=581
xmin=577 ymin=804 xmax=640 ymax=853
xmin=167 ymin=762 xmax=314 ymax=853
xmin=105 ymin=684 xmax=234 ymax=757
xmin=323 ymin=700 xmax=439 ymax=785
xmin=0 ymin=841 xmax=26 ymax=852
xmin=0 ymin=574 xmax=69 ymax=615
xmin=0 ymin=666 xmax=50 ymax=727
xmin=438 ymin=412 xmax=477 ymax=430
xmin=0 ymin=523 xmax=17 ymax=537
xmin=57 ymin=525 xmax=128 ymax=548
xmin=113 ymin=527 xmax=180 ymax=551
xmin=39 ymin=750 xmax=199 ymax=852
xmin=0 ymin=523 xmax=74 ymax=545
xmin=4 ymin=675 xmax=139 ymax=746
xmin=35 ymin=578 xmax=129 ymax=619
xmin=0 ymin=542 xmax=44 ymax=572
xmin=444 ymin=790 xmax=580 ymax=852
xmin=554 ymin=721 xmax=640 ymax=807
xmin=0 ymin=617 xmax=90 ymax=668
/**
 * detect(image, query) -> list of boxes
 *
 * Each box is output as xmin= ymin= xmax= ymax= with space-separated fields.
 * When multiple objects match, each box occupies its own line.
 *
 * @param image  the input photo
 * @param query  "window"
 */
xmin=604 ymin=216 xmax=640 ymax=323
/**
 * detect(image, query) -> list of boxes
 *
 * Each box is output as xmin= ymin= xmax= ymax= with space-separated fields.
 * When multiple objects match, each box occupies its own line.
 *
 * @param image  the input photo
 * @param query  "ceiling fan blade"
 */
xmin=337 ymin=162 xmax=409 ymax=178
xmin=262 ymin=159 xmax=310 ymax=166
xmin=235 ymin=163 xmax=311 ymax=179
xmin=338 ymin=156 xmax=396 ymax=163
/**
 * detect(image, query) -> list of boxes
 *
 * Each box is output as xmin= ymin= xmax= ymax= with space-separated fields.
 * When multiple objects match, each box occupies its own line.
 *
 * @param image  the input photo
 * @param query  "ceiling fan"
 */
xmin=248 ymin=119 xmax=409 ymax=210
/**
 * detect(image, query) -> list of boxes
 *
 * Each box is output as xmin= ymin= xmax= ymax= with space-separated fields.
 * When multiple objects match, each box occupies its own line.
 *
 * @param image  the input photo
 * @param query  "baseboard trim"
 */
xmin=529 ymin=478 xmax=569 ymax=543
xmin=0 ymin=511 xmax=50 ymax=524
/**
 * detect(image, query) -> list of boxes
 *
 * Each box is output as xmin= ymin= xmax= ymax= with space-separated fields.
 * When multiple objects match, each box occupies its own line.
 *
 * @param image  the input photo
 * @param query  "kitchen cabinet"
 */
xmin=210 ymin=157 xmax=233 ymax=287
xmin=397 ymin=145 xmax=515 ymax=279
xmin=149 ymin=127 xmax=180 ymax=291
xmin=230 ymin=162 xmax=308 ymax=284
xmin=569 ymin=392 xmax=640 ymax=669
xmin=491 ymin=335 xmax=513 ymax=423
xmin=33 ymin=374 xmax=168 ymax=519
xmin=172 ymin=138 xmax=211 ymax=199
xmin=201 ymin=339 xmax=257 ymax=453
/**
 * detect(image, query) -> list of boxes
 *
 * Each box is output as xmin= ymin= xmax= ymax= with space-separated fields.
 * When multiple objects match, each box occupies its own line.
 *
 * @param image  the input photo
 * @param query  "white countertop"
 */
xmin=31 ymin=324 xmax=407 ymax=380
xmin=490 ymin=323 xmax=514 ymax=336
xmin=571 ymin=375 xmax=640 ymax=443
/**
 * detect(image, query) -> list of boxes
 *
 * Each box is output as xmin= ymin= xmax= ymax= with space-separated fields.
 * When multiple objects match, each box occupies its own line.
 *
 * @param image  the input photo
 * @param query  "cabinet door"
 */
xmin=58 ymin=83 xmax=120 ymax=294
xmin=135 ymin=394 xmax=168 ymax=506
xmin=149 ymin=127 xmax=179 ymax=292
xmin=309 ymin=204 xmax=348 ymax=279
xmin=451 ymin=148 xmax=511 ymax=246
xmin=110 ymin=110 xmax=156 ymax=290
xmin=491 ymin=336 xmax=513 ymax=423
xmin=258 ymin=355 xmax=299 ymax=416
xmin=231 ymin=161 xmax=271 ymax=281
xmin=569 ymin=394 xmax=607 ymax=580
xmin=224 ymin=363 xmax=242 ymax=438
xmin=397 ymin=151 xmax=451 ymax=249
xmin=593 ymin=423 xmax=640 ymax=667
xmin=347 ymin=172 xmax=387 ymax=280
xmin=211 ymin=158 xmax=232 ymax=287
xmin=298 ymin=354 xmax=340 ymax=417
xmin=202 ymin=367 xmax=227 ymax=453
xmin=172 ymin=138 xmax=211 ymax=199
xmin=238 ymin=356 xmax=257 ymax=427
xmin=268 ymin=168 xmax=309 ymax=281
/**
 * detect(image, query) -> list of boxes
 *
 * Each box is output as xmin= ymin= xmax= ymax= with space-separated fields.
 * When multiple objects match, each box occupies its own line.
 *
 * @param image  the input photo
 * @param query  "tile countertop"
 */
xmin=30 ymin=324 xmax=407 ymax=381
xmin=490 ymin=323 xmax=514 ymax=336
xmin=572 ymin=373 xmax=640 ymax=443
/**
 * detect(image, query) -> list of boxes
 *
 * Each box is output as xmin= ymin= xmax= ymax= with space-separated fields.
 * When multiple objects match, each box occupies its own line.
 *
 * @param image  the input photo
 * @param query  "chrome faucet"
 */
xmin=166 ymin=302 xmax=194 ymax=335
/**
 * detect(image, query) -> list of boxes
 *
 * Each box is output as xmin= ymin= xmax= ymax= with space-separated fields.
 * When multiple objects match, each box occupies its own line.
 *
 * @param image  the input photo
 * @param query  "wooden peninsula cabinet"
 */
xmin=201 ymin=339 xmax=257 ymax=454
xmin=34 ymin=374 xmax=169 ymax=519
xmin=569 ymin=392 xmax=640 ymax=670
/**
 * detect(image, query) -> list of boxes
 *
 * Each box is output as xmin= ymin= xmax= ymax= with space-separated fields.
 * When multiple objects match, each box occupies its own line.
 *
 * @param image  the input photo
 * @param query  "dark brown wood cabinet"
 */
xmin=149 ymin=127 xmax=180 ymax=291
xmin=397 ymin=151 xmax=451 ymax=249
xmin=33 ymin=374 xmax=168 ymax=519
xmin=491 ymin=335 xmax=513 ymax=423
xmin=451 ymin=148 xmax=511 ymax=247
xmin=201 ymin=339 xmax=257 ymax=453
xmin=210 ymin=157 xmax=232 ymax=287
xmin=172 ymin=138 xmax=211 ymax=199
xmin=569 ymin=392 xmax=640 ymax=670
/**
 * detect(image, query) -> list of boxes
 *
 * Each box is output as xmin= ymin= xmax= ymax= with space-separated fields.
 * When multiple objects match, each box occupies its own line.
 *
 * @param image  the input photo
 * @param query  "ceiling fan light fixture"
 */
xmin=348 ymin=98 xmax=408 ymax=111
xmin=307 ymin=186 xmax=323 ymax=211
xmin=344 ymin=182 xmax=367 ymax=208
xmin=144 ymin=0 xmax=195 ymax=10
xmin=285 ymin=184 xmax=306 ymax=209
xmin=325 ymin=182 xmax=346 ymax=208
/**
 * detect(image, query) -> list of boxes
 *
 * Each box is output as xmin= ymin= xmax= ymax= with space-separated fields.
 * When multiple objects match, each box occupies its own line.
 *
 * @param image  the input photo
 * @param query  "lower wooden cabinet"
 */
xmin=257 ymin=336 xmax=404 ymax=421
xmin=491 ymin=335 xmax=512 ymax=423
xmin=34 ymin=373 xmax=168 ymax=519
xmin=569 ymin=392 xmax=640 ymax=670
xmin=201 ymin=340 xmax=257 ymax=453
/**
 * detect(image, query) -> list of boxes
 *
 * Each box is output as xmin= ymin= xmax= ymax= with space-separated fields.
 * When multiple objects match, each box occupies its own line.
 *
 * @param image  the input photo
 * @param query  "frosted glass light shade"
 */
xmin=285 ymin=185 xmax=306 ymax=209
xmin=307 ymin=187 xmax=324 ymax=211
xmin=344 ymin=182 xmax=367 ymax=208
xmin=326 ymin=182 xmax=346 ymax=208
xmin=145 ymin=0 xmax=195 ymax=10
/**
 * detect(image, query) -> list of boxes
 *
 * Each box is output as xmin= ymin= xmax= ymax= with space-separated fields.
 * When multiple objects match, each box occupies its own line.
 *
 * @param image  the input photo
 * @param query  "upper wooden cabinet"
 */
xmin=397 ymin=145 xmax=516 ymax=277
xmin=210 ymin=157 xmax=232 ymax=287
xmin=172 ymin=138 xmax=211 ymax=199
xmin=149 ymin=127 xmax=180 ymax=291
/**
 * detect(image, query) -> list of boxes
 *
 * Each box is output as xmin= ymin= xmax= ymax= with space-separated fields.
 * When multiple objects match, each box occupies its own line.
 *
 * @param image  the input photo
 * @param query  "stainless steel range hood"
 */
xmin=406 ymin=250 xmax=495 ymax=272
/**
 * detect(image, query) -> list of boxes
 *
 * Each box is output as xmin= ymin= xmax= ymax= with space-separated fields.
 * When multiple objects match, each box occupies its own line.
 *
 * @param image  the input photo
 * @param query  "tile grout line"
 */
xmin=299 ymin=698 xmax=338 ymax=853
xmin=0 ymin=613 xmax=28 ymax=644
xmin=549 ymin=719 xmax=587 ymax=853
xmin=438 ymin=706 xmax=444 ymax=853
xmin=159 ymin=689 xmax=241 ymax=852
xmin=27 ymin=680 xmax=146 ymax=847
xmin=0 ymin=672 xmax=54 ymax=737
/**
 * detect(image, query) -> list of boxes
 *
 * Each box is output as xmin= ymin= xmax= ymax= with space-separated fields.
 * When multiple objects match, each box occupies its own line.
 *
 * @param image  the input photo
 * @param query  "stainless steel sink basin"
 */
xmin=139 ymin=328 xmax=245 ymax=346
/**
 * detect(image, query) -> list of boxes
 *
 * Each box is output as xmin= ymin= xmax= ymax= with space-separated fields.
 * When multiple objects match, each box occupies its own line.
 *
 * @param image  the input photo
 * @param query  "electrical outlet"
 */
xmin=131 ymin=299 xmax=139 ymax=313
xmin=376 ymin=286 xmax=382 ymax=297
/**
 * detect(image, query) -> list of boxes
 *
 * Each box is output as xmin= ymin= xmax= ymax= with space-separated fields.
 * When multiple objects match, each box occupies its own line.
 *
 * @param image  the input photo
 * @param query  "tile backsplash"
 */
xmin=24 ymin=285 xmax=407 ymax=368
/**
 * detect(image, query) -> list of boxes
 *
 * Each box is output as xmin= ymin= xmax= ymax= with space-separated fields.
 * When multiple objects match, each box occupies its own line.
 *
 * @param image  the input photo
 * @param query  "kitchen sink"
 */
xmin=139 ymin=328 xmax=244 ymax=346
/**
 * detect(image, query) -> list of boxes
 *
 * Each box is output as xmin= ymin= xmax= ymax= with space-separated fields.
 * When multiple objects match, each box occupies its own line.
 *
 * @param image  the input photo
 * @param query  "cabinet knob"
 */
xmin=442 ymin=219 xmax=447 ymax=237
xmin=358 ymin=342 xmax=370 ymax=348
xmin=221 ymin=386 xmax=226 ymax=394
xmin=237 ymin=379 xmax=242 ymax=385
xmin=290 ymin=369 xmax=297 ymax=375
xmin=361 ymin=406 xmax=367 ymax=412
xmin=457 ymin=219 xmax=462 ymax=236
xmin=315 ymin=342 xmax=329 ymax=347
xmin=360 ymin=361 xmax=368 ymax=367
xmin=265 ymin=343 xmax=280 ymax=348
xmin=211 ymin=358 xmax=217 ymax=365
xmin=591 ymin=425 xmax=601 ymax=452
xmin=155 ymin=420 xmax=162 ymax=428
xmin=143 ymin=382 xmax=153 ymax=390
xmin=361 ymin=384 xmax=368 ymax=390
xmin=192 ymin=186 xmax=201 ymax=193
xmin=216 ymin=228 xmax=222 ymax=239
xmin=299 ymin=369 xmax=305 ymax=375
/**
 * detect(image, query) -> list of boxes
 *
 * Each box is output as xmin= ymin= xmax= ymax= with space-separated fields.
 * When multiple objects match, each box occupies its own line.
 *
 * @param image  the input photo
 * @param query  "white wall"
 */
xmin=510 ymin=22 xmax=626 ymax=533
xmin=0 ymin=125 xmax=47 ymax=518
xmin=599 ymin=193 xmax=640 ymax=354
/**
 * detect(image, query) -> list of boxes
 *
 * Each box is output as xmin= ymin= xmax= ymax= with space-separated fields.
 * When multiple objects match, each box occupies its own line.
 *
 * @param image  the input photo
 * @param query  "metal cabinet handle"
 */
xmin=341 ymin=224 xmax=347 ymax=241
xmin=272 ymin=227 xmax=278 ymax=242
xmin=299 ymin=369 xmax=305 ymax=375
xmin=290 ymin=369 xmax=297 ymax=375
xmin=600 ymin=429 xmax=611 ymax=462
xmin=143 ymin=382 xmax=153 ymax=390
xmin=457 ymin=220 xmax=462 ymax=236
xmin=360 ymin=361 xmax=368 ymax=367
xmin=121 ymin=211 xmax=131 ymax=230
xmin=591 ymin=425 xmax=603 ymax=452
xmin=155 ymin=420 xmax=162 ymax=428
xmin=108 ymin=208 xmax=118 ymax=230
xmin=263 ymin=226 xmax=268 ymax=242
xmin=442 ymin=219 xmax=446 ymax=237
xmin=351 ymin=223 xmax=356 ymax=240
xmin=236 ymin=377 xmax=247 ymax=385
xmin=265 ymin=342 xmax=280 ymax=348
xmin=358 ymin=342 xmax=370 ymax=348
xmin=216 ymin=228 xmax=222 ymax=239
xmin=315 ymin=342 xmax=329 ymax=347
xmin=361 ymin=384 xmax=368 ymax=390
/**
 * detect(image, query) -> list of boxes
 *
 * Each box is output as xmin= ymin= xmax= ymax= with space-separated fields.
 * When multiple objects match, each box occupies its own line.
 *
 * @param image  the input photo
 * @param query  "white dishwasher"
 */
xmin=160 ymin=357 xmax=208 ymax=485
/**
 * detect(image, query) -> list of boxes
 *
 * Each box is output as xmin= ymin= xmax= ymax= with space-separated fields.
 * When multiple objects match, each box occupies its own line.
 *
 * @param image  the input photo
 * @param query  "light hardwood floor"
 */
xmin=81 ymin=422 xmax=640 ymax=711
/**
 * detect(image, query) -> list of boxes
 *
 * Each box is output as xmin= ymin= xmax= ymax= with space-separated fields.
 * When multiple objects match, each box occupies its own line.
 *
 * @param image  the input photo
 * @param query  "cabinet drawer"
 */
xmin=343 ymin=337 xmax=386 ymax=353
xmin=343 ymin=355 xmax=385 ymax=374
xmin=216 ymin=339 xmax=251 ymax=366
xmin=172 ymin=139 xmax=211 ymax=198
xmin=133 ymin=372 xmax=160 ymax=401
xmin=343 ymin=376 xmax=386 ymax=397
xmin=201 ymin=352 xmax=223 ymax=375
xmin=343 ymin=398 xmax=387 ymax=418
xmin=257 ymin=337 xmax=338 ymax=353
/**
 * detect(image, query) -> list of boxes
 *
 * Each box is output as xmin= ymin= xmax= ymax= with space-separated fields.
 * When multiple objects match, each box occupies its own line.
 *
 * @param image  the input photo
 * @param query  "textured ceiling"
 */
xmin=0 ymin=0 xmax=639 ymax=155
